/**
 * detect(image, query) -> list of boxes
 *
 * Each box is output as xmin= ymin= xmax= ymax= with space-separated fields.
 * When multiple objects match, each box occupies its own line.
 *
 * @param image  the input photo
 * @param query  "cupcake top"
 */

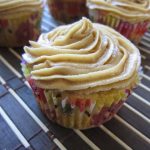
xmin=23 ymin=18 xmax=141 ymax=93
xmin=0 ymin=0 xmax=43 ymax=15
xmin=87 ymin=0 xmax=150 ymax=22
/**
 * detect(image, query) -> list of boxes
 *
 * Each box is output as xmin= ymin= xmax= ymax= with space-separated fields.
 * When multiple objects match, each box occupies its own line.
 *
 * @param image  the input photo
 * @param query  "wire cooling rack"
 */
xmin=0 ymin=6 xmax=150 ymax=150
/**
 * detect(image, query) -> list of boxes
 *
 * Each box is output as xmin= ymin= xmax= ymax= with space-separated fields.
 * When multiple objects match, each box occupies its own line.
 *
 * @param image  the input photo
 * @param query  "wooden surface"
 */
xmin=0 ymin=6 xmax=150 ymax=150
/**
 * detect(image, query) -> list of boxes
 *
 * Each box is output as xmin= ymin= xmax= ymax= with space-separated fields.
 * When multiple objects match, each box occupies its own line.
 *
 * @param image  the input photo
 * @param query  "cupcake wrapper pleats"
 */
xmin=89 ymin=9 xmax=150 ymax=44
xmin=48 ymin=0 xmax=88 ymax=23
xmin=0 ymin=11 xmax=42 ymax=47
xmin=28 ymin=78 xmax=131 ymax=129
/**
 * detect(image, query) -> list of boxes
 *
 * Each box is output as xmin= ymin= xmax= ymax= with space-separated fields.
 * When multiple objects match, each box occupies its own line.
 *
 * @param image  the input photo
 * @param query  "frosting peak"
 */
xmin=39 ymin=17 xmax=94 ymax=48
xmin=23 ymin=18 xmax=141 ymax=93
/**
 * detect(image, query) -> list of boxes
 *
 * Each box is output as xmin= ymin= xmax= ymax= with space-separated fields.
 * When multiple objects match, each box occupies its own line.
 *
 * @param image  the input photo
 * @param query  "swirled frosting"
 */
xmin=87 ymin=0 xmax=150 ymax=22
xmin=0 ymin=0 xmax=43 ymax=15
xmin=23 ymin=18 xmax=141 ymax=93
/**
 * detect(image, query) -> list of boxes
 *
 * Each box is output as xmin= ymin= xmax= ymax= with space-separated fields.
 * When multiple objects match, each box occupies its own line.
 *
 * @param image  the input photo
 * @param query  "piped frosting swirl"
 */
xmin=23 ymin=18 xmax=141 ymax=93
xmin=87 ymin=0 xmax=150 ymax=22
xmin=0 ymin=0 xmax=44 ymax=15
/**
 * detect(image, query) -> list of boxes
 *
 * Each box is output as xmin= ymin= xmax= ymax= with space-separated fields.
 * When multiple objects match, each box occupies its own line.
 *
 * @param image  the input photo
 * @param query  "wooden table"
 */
xmin=0 ymin=6 xmax=150 ymax=150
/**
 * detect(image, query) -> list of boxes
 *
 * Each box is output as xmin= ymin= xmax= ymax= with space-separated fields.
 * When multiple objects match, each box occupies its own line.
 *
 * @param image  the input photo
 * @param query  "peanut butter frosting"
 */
xmin=22 ymin=18 xmax=141 ymax=93
xmin=87 ymin=0 xmax=150 ymax=22
xmin=0 ymin=0 xmax=43 ymax=15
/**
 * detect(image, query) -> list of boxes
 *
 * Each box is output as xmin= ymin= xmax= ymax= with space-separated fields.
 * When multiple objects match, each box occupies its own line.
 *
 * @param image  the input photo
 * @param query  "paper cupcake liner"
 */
xmin=88 ymin=9 xmax=150 ymax=44
xmin=0 ymin=11 xmax=42 ymax=47
xmin=48 ymin=0 xmax=88 ymax=23
xmin=28 ymin=78 xmax=132 ymax=129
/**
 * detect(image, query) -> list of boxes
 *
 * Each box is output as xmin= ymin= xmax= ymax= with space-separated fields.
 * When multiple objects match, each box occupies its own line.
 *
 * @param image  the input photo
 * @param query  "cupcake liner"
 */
xmin=48 ymin=0 xmax=88 ymax=23
xmin=28 ymin=78 xmax=131 ymax=129
xmin=0 ymin=10 xmax=42 ymax=47
xmin=88 ymin=9 xmax=150 ymax=44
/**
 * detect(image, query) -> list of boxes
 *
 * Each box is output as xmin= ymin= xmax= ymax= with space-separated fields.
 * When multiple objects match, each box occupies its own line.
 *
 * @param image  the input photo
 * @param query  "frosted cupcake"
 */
xmin=22 ymin=18 xmax=141 ymax=129
xmin=0 ymin=0 xmax=45 ymax=47
xmin=48 ymin=0 xmax=88 ymax=23
xmin=87 ymin=0 xmax=150 ymax=44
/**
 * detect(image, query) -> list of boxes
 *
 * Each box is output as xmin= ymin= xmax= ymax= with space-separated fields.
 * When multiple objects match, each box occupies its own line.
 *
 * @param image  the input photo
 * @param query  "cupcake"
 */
xmin=0 ymin=0 xmax=45 ymax=47
xmin=87 ymin=0 xmax=150 ymax=44
xmin=22 ymin=17 xmax=141 ymax=129
xmin=47 ymin=0 xmax=88 ymax=23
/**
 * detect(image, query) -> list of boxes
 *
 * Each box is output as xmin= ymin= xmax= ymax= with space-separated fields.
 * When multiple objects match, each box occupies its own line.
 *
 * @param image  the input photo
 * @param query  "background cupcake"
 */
xmin=87 ymin=0 xmax=150 ymax=44
xmin=48 ymin=0 xmax=88 ymax=23
xmin=22 ymin=18 xmax=141 ymax=129
xmin=0 ymin=0 xmax=45 ymax=47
